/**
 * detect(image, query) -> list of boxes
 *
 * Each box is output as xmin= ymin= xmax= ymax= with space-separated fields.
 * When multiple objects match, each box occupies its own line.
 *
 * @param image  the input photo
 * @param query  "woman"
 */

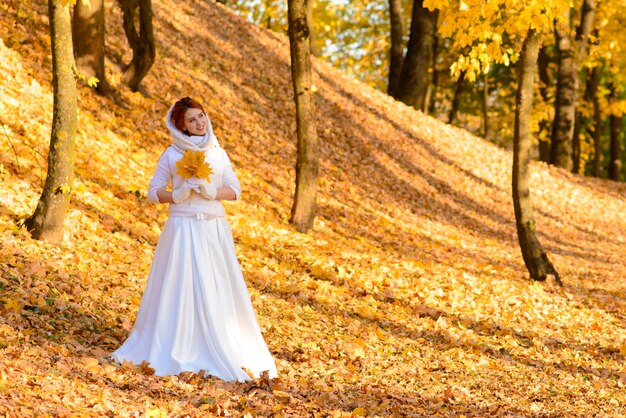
xmin=111 ymin=97 xmax=277 ymax=382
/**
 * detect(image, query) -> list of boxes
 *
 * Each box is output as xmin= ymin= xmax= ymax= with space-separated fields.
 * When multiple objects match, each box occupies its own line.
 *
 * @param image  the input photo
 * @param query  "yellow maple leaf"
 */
xmin=87 ymin=76 xmax=99 ymax=88
xmin=4 ymin=298 xmax=21 ymax=314
xmin=352 ymin=407 xmax=367 ymax=416
xmin=175 ymin=150 xmax=213 ymax=181
xmin=145 ymin=408 xmax=166 ymax=418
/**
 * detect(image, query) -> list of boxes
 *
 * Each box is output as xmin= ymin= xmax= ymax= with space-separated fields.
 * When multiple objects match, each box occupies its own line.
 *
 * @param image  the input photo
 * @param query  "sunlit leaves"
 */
xmin=426 ymin=0 xmax=571 ymax=78
xmin=175 ymin=150 xmax=213 ymax=181
xmin=225 ymin=0 xmax=398 ymax=90
xmin=87 ymin=76 xmax=99 ymax=88
xmin=2 ymin=0 xmax=626 ymax=416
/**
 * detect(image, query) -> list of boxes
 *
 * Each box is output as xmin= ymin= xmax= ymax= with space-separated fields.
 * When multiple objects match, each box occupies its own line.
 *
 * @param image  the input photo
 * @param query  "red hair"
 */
xmin=170 ymin=97 xmax=206 ymax=134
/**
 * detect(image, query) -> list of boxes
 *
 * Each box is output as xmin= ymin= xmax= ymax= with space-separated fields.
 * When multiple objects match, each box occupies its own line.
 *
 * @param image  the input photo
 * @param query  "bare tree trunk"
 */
xmin=387 ymin=0 xmax=404 ymax=96
xmin=482 ymin=72 xmax=490 ymax=138
xmin=306 ymin=0 xmax=319 ymax=57
xmin=26 ymin=0 xmax=78 ymax=243
xmin=512 ymin=28 xmax=562 ymax=285
xmin=118 ymin=0 xmax=155 ymax=93
xmin=448 ymin=70 xmax=465 ymax=124
xmin=72 ymin=0 xmax=109 ymax=95
xmin=608 ymin=82 xmax=622 ymax=181
xmin=288 ymin=0 xmax=319 ymax=233
xmin=260 ymin=0 xmax=274 ymax=29
xmin=572 ymin=67 xmax=595 ymax=174
xmin=537 ymin=46 xmax=552 ymax=163
xmin=590 ymin=65 xmax=603 ymax=177
xmin=393 ymin=0 xmax=437 ymax=111
xmin=550 ymin=22 xmax=577 ymax=169
xmin=427 ymin=19 xmax=439 ymax=115
xmin=608 ymin=114 xmax=622 ymax=181
xmin=550 ymin=0 xmax=595 ymax=170
xmin=572 ymin=107 xmax=583 ymax=174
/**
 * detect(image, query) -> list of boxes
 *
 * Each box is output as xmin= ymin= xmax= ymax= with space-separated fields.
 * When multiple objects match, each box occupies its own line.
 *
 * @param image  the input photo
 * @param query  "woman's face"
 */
xmin=184 ymin=108 xmax=207 ymax=136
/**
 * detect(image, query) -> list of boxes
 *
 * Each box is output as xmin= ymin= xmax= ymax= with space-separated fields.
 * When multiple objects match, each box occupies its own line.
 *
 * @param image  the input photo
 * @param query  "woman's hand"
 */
xmin=188 ymin=178 xmax=217 ymax=200
xmin=171 ymin=183 xmax=194 ymax=204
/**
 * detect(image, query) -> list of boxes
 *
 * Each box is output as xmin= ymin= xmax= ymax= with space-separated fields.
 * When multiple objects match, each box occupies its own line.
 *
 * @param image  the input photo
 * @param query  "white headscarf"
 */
xmin=165 ymin=103 xmax=220 ymax=153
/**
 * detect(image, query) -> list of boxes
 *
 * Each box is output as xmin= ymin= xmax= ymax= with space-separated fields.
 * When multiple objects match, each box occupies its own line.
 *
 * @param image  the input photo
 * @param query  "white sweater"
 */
xmin=147 ymin=144 xmax=241 ymax=218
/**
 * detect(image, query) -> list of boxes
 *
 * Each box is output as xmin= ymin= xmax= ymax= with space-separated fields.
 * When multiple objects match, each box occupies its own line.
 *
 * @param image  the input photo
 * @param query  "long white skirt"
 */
xmin=110 ymin=216 xmax=277 ymax=381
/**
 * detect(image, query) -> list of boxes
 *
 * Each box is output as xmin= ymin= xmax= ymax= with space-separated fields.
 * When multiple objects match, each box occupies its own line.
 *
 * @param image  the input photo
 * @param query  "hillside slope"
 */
xmin=1 ymin=0 xmax=626 ymax=416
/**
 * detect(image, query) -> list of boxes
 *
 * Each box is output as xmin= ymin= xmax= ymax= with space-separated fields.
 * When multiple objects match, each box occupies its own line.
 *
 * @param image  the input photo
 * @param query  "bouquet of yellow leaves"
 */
xmin=176 ymin=150 xmax=214 ymax=181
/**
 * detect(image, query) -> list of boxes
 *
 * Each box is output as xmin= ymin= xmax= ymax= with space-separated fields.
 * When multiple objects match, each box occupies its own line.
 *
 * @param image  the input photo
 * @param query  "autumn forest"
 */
xmin=1 ymin=0 xmax=626 ymax=416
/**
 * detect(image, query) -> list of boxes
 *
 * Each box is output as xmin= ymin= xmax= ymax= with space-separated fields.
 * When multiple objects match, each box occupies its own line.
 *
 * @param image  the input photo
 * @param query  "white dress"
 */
xmin=111 ymin=134 xmax=277 ymax=382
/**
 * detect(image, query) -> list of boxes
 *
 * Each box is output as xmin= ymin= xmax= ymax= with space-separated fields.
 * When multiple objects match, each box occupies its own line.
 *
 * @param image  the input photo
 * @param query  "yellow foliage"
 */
xmin=87 ymin=77 xmax=99 ymax=88
xmin=432 ymin=0 xmax=573 ymax=80
xmin=1 ymin=0 xmax=626 ymax=417
xmin=175 ymin=150 xmax=213 ymax=181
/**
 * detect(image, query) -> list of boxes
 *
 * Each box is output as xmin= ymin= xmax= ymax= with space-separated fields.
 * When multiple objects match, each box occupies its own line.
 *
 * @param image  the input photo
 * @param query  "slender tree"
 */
xmin=448 ymin=69 xmax=466 ymax=124
xmin=512 ymin=28 xmax=562 ymax=285
xmin=608 ymin=82 xmax=622 ymax=181
xmin=26 ymin=0 xmax=78 ymax=242
xmin=387 ymin=0 xmax=404 ymax=95
xmin=482 ymin=72 xmax=490 ymax=138
xmin=426 ymin=17 xmax=439 ymax=115
xmin=393 ymin=0 xmax=437 ymax=111
xmin=537 ymin=46 xmax=552 ymax=163
xmin=287 ymin=0 xmax=319 ymax=233
xmin=118 ymin=0 xmax=155 ymax=93
xmin=590 ymin=65 xmax=604 ymax=177
xmin=72 ymin=0 xmax=109 ymax=94
xmin=306 ymin=0 xmax=320 ymax=57
xmin=549 ymin=0 xmax=596 ymax=170
xmin=572 ymin=66 xmax=596 ymax=173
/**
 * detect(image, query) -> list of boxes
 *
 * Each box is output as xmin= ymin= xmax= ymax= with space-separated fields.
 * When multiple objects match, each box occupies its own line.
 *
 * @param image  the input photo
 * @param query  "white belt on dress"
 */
xmin=170 ymin=213 xmax=224 ymax=221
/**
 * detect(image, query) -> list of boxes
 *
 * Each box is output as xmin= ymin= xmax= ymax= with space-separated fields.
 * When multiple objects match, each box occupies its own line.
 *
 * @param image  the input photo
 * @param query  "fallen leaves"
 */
xmin=1 ymin=0 xmax=626 ymax=416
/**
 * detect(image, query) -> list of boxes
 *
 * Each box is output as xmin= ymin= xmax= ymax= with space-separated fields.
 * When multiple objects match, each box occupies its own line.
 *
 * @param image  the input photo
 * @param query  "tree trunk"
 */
xmin=608 ymin=113 xmax=622 ymax=181
xmin=572 ymin=106 xmax=583 ymax=174
xmin=549 ymin=22 xmax=577 ymax=169
xmin=512 ymin=28 xmax=562 ymax=285
xmin=72 ymin=0 xmax=109 ymax=95
xmin=549 ymin=0 xmax=595 ymax=170
xmin=118 ymin=0 xmax=155 ymax=93
xmin=590 ymin=65 xmax=603 ymax=177
xmin=259 ymin=0 xmax=274 ymax=30
xmin=393 ymin=0 xmax=437 ymax=111
xmin=482 ymin=72 xmax=490 ymax=138
xmin=424 ymin=17 xmax=438 ymax=114
xmin=261 ymin=0 xmax=274 ymax=29
xmin=26 ymin=0 xmax=78 ymax=243
xmin=387 ymin=0 xmax=404 ymax=96
xmin=608 ymin=114 xmax=622 ymax=181
xmin=537 ymin=46 xmax=552 ymax=163
xmin=572 ymin=67 xmax=595 ymax=174
xmin=608 ymin=83 xmax=622 ymax=181
xmin=448 ymin=70 xmax=465 ymax=124
xmin=427 ymin=19 xmax=439 ymax=115
xmin=306 ymin=0 xmax=319 ymax=57
xmin=288 ymin=0 xmax=319 ymax=233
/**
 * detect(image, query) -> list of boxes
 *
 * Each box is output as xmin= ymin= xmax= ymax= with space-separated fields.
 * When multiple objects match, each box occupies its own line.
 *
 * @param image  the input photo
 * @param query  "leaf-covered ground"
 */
xmin=1 ymin=0 xmax=626 ymax=416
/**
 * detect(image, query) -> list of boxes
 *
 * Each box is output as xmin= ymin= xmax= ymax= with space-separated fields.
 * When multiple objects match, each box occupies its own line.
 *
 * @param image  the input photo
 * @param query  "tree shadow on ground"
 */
xmin=259 ymin=275 xmax=624 ymax=416
xmin=239 ymin=233 xmax=625 ymax=379
xmin=316 ymin=70 xmax=623 ymax=269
